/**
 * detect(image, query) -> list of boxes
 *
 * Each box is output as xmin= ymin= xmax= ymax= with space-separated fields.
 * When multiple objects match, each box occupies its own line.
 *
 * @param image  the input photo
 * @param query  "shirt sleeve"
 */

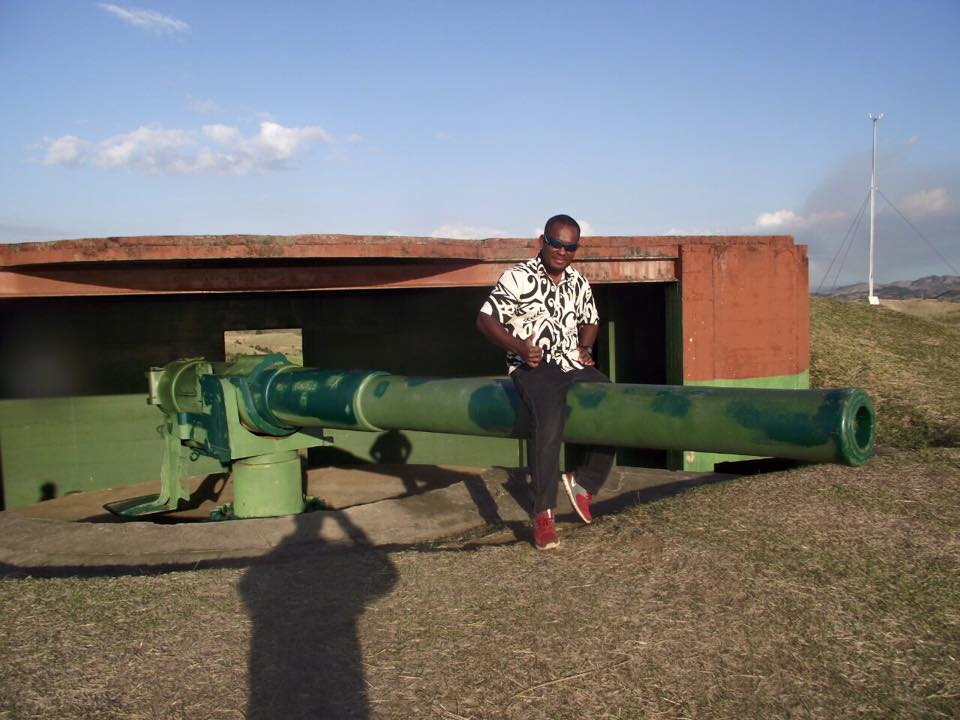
xmin=577 ymin=280 xmax=599 ymax=326
xmin=479 ymin=269 xmax=522 ymax=325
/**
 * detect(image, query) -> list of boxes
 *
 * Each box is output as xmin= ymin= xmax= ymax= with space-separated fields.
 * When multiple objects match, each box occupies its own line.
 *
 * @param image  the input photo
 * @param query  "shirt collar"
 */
xmin=534 ymin=253 xmax=574 ymax=285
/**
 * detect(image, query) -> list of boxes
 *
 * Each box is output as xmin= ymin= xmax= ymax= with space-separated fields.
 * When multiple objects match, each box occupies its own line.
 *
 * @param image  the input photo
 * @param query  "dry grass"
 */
xmin=878 ymin=298 xmax=960 ymax=327
xmin=1 ymin=448 xmax=958 ymax=719
xmin=224 ymin=329 xmax=303 ymax=365
xmin=810 ymin=298 xmax=960 ymax=448
xmin=1 ymin=301 xmax=959 ymax=719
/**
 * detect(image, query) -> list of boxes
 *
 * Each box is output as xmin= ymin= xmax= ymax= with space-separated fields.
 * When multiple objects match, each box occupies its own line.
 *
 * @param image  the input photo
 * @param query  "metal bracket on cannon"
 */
xmin=105 ymin=355 xmax=329 ymax=520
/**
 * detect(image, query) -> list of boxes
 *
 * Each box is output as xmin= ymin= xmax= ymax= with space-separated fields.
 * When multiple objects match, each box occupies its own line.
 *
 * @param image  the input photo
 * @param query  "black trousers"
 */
xmin=511 ymin=362 xmax=615 ymax=515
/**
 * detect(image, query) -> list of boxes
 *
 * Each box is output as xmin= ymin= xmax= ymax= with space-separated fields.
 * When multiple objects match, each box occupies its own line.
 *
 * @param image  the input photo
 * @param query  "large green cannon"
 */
xmin=108 ymin=354 xmax=875 ymax=519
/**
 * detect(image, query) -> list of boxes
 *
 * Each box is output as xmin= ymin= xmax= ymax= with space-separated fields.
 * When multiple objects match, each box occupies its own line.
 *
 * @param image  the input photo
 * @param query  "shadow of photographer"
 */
xmin=239 ymin=511 xmax=397 ymax=719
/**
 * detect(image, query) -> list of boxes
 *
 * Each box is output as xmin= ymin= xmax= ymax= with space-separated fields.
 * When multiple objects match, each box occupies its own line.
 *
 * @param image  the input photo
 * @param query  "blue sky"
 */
xmin=1 ymin=0 xmax=957 ymax=285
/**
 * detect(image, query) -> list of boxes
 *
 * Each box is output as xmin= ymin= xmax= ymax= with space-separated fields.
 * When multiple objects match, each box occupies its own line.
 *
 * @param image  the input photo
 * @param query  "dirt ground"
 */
xmin=1 ymin=448 xmax=957 ymax=719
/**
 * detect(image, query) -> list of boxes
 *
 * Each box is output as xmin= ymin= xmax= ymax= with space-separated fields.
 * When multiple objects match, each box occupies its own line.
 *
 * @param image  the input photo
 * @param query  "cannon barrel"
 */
xmin=126 ymin=355 xmax=874 ymax=520
xmin=237 ymin=364 xmax=874 ymax=467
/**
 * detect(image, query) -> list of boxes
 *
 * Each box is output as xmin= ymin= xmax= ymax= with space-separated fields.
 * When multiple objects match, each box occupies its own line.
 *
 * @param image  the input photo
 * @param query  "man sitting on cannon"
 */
xmin=476 ymin=213 xmax=615 ymax=550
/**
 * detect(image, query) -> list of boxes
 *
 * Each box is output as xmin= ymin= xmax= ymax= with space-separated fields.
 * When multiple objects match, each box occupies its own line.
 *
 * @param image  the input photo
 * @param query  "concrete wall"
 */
xmin=0 ymin=288 xmax=517 ymax=508
xmin=680 ymin=240 xmax=809 ymax=382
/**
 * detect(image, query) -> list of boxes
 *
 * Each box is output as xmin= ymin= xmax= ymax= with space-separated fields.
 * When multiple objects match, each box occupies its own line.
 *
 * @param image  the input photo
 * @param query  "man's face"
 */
xmin=540 ymin=223 xmax=580 ymax=275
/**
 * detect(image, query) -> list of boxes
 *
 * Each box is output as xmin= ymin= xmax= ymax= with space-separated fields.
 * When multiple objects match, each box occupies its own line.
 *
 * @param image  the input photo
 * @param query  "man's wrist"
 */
xmin=510 ymin=337 xmax=529 ymax=354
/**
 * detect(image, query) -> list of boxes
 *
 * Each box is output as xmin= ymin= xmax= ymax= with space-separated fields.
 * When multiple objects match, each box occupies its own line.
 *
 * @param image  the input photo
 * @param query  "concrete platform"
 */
xmin=9 ymin=465 xmax=487 ymax=523
xmin=0 ymin=465 xmax=733 ymax=573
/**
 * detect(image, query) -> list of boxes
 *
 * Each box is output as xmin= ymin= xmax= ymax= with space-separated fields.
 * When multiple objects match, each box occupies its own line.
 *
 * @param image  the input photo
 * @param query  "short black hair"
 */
xmin=544 ymin=214 xmax=581 ymax=239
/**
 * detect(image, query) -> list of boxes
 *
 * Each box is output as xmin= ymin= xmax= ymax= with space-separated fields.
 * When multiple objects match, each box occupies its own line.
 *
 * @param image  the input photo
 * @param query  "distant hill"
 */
xmin=815 ymin=275 xmax=960 ymax=301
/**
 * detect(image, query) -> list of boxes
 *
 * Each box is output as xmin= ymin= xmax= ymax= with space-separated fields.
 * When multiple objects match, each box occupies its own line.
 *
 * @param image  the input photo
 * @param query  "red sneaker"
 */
xmin=561 ymin=472 xmax=593 ymax=524
xmin=532 ymin=509 xmax=559 ymax=550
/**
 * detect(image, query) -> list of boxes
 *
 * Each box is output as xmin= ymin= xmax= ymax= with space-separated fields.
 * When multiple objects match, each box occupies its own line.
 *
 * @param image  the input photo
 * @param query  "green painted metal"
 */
xmin=664 ymin=283 xmax=683 ymax=385
xmin=0 ymin=394 xmax=223 ymax=510
xmin=605 ymin=315 xmax=617 ymax=383
xmin=111 ymin=355 xmax=873 ymax=522
xmin=112 ymin=356 xmax=327 ymax=518
xmin=240 ymin=361 xmax=873 ymax=466
xmin=679 ymin=371 xmax=811 ymax=471
xmin=253 ymin=364 xmax=389 ymax=433
xmin=230 ymin=450 xmax=304 ymax=518
xmin=147 ymin=358 xmax=211 ymax=415
xmin=317 ymin=427 xmax=519 ymax=468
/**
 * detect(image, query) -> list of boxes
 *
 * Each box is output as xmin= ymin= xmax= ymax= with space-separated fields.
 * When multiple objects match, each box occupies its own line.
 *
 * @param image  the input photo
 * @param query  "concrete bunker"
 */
xmin=0 ymin=234 xmax=812 ymax=517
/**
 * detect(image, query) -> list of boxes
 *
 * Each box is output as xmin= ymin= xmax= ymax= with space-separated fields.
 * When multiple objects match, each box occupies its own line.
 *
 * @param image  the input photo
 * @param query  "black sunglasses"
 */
xmin=543 ymin=234 xmax=579 ymax=252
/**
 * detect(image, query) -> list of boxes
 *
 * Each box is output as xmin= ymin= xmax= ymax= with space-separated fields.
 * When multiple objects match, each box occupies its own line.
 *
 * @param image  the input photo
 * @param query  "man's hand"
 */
xmin=476 ymin=314 xmax=544 ymax=368
xmin=521 ymin=335 xmax=544 ymax=368
xmin=578 ymin=345 xmax=595 ymax=367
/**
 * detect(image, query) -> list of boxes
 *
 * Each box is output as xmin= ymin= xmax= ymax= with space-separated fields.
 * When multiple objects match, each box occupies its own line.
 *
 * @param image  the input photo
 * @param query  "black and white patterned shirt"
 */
xmin=480 ymin=254 xmax=599 ymax=373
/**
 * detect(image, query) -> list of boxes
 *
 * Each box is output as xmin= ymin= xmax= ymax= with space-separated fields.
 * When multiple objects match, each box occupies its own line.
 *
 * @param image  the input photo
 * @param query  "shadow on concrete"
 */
xmin=308 ymin=446 xmax=375 ymax=467
xmin=309 ymin=429 xmax=416 ymax=470
xmin=369 ymin=429 xmax=412 ymax=465
xmin=497 ymin=466 xmax=533 ymax=515
xmin=310 ymin=430 xmax=421 ymax=497
xmin=239 ymin=512 xmax=397 ymax=720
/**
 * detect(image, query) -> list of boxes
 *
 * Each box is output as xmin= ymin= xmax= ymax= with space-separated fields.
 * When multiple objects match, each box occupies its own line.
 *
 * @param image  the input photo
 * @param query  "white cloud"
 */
xmin=750 ymin=208 xmax=847 ymax=232
xmin=202 ymin=124 xmax=241 ymax=145
xmin=345 ymin=133 xmax=363 ymax=143
xmin=97 ymin=126 xmax=191 ymax=169
xmin=98 ymin=3 xmax=190 ymax=34
xmin=249 ymin=122 xmax=333 ymax=163
xmin=899 ymin=187 xmax=952 ymax=217
xmin=43 ymin=135 xmax=88 ymax=165
xmin=755 ymin=209 xmax=799 ymax=228
xmin=430 ymin=224 xmax=511 ymax=240
xmin=40 ymin=121 xmax=335 ymax=175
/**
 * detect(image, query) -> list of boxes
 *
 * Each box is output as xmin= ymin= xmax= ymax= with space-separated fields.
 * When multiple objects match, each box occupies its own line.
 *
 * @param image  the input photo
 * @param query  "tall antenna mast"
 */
xmin=867 ymin=112 xmax=883 ymax=305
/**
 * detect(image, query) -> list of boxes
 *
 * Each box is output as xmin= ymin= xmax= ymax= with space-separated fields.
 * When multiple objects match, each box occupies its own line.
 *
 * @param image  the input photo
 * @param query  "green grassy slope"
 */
xmin=810 ymin=298 xmax=960 ymax=448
